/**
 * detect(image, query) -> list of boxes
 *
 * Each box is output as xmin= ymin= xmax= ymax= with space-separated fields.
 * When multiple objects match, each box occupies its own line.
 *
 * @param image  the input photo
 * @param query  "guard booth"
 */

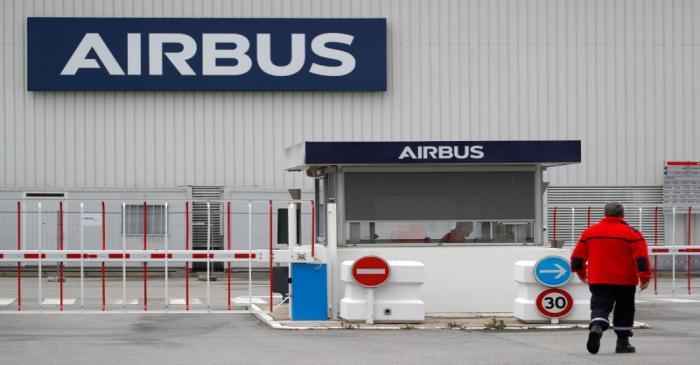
xmin=286 ymin=140 xmax=581 ymax=317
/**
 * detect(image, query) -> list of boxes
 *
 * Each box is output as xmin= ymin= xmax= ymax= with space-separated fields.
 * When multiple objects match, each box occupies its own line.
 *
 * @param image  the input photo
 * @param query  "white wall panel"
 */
xmin=0 ymin=0 xmax=699 ymax=190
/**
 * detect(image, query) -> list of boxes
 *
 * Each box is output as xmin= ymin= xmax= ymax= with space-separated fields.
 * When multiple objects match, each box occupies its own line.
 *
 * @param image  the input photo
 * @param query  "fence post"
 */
xmin=587 ymin=207 xmax=591 ymax=227
xmin=269 ymin=200 xmax=273 ymax=313
xmin=653 ymin=206 xmax=658 ymax=295
xmin=327 ymin=201 xmax=337 ymax=319
xmin=38 ymin=202 xmax=42 ymax=311
xmin=122 ymin=202 xmax=126 ymax=312
xmin=164 ymin=202 xmax=169 ymax=312
xmin=248 ymin=201 xmax=253 ymax=307
xmin=688 ymin=207 xmax=692 ymax=295
xmin=206 ymin=201 xmax=211 ymax=312
xmin=552 ymin=207 xmax=558 ymax=244
xmin=311 ymin=200 xmax=316 ymax=258
xmin=59 ymin=201 xmax=64 ymax=311
xmin=571 ymin=207 xmax=575 ymax=246
xmin=185 ymin=201 xmax=190 ymax=311
xmin=228 ymin=201 xmax=232 ymax=312
xmin=16 ymin=201 xmax=21 ymax=311
xmin=672 ymin=206 xmax=677 ymax=296
xmin=143 ymin=201 xmax=148 ymax=312
xmin=80 ymin=202 xmax=84 ymax=312
xmin=101 ymin=201 xmax=106 ymax=311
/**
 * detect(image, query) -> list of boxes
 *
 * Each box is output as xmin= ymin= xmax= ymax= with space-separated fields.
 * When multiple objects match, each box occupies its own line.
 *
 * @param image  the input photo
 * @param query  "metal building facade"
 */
xmin=1 ymin=0 xmax=699 ymax=191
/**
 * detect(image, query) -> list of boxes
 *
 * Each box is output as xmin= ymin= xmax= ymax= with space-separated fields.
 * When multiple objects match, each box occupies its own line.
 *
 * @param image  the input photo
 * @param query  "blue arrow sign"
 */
xmin=534 ymin=256 xmax=572 ymax=287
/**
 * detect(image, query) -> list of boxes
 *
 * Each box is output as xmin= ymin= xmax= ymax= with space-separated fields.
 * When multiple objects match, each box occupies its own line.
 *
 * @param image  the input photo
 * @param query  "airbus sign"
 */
xmin=294 ymin=141 xmax=582 ymax=166
xmin=398 ymin=145 xmax=484 ymax=160
xmin=27 ymin=18 xmax=387 ymax=91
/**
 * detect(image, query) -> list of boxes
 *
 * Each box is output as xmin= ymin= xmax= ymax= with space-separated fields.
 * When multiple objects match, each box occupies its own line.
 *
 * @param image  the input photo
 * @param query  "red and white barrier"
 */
xmin=0 ymin=198 xmax=321 ymax=313
xmin=0 ymin=249 xmax=266 ymax=263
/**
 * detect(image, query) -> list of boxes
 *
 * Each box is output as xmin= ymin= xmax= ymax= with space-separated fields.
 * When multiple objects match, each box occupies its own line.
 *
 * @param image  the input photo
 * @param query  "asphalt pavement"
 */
xmin=1 ymin=298 xmax=699 ymax=365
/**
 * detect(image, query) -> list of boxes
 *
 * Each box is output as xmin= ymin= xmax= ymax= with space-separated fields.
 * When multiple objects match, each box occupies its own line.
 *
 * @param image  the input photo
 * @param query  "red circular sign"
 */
xmin=352 ymin=256 xmax=390 ymax=288
xmin=535 ymin=288 xmax=574 ymax=318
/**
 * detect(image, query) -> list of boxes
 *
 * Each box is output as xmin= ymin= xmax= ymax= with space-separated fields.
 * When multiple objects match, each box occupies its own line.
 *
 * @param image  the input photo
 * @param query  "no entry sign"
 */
xmin=352 ymin=256 xmax=390 ymax=288
xmin=535 ymin=288 xmax=574 ymax=318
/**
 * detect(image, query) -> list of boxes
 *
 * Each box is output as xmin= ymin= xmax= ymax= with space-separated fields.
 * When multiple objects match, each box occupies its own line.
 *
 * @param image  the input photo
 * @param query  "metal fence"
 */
xmin=0 ymin=199 xmax=318 ymax=313
xmin=548 ymin=204 xmax=699 ymax=296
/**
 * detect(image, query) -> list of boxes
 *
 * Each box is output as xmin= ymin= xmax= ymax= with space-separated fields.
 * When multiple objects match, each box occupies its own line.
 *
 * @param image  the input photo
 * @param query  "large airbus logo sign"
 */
xmin=27 ymin=18 xmax=387 ymax=91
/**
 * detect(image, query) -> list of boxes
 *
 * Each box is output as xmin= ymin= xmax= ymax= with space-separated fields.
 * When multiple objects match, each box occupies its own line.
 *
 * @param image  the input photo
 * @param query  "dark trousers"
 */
xmin=589 ymin=284 xmax=636 ymax=338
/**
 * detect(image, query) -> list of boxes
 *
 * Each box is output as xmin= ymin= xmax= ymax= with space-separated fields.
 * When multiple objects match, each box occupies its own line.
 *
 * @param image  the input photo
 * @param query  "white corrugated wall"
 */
xmin=1 ymin=0 xmax=699 ymax=189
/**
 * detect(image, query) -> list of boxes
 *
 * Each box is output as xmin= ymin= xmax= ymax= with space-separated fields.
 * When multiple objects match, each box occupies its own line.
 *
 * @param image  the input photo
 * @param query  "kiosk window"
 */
xmin=345 ymin=172 xmax=535 ymax=221
xmin=344 ymin=172 xmax=535 ymax=244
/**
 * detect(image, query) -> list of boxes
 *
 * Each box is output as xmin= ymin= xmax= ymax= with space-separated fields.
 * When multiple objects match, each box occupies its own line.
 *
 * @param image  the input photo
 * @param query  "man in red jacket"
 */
xmin=570 ymin=202 xmax=651 ymax=355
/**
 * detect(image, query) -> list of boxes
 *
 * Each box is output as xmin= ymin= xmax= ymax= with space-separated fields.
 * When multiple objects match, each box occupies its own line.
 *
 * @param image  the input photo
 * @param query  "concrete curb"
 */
xmin=249 ymin=305 xmax=650 ymax=331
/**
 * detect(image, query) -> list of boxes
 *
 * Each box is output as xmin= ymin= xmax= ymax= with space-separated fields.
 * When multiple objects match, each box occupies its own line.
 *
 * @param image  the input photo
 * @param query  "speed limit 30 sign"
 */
xmin=535 ymin=288 xmax=574 ymax=318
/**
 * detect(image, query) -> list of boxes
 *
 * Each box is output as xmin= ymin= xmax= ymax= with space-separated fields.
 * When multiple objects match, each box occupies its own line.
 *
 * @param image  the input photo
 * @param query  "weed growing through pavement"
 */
xmin=483 ymin=318 xmax=506 ymax=330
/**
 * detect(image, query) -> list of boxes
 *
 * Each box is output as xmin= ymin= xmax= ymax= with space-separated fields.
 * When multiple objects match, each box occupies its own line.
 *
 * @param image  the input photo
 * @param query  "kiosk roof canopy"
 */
xmin=285 ymin=140 xmax=581 ymax=170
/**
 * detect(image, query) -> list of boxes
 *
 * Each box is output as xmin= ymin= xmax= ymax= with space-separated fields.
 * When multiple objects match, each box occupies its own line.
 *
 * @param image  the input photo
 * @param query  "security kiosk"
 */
xmin=286 ymin=141 xmax=581 ymax=317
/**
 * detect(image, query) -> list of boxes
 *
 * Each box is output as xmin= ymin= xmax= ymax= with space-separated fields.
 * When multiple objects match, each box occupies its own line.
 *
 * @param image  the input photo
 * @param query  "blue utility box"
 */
xmin=290 ymin=263 xmax=328 ymax=320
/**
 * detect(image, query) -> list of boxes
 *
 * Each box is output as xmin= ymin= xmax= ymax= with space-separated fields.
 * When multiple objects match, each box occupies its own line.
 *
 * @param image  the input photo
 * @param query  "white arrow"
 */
xmin=539 ymin=264 xmax=567 ymax=279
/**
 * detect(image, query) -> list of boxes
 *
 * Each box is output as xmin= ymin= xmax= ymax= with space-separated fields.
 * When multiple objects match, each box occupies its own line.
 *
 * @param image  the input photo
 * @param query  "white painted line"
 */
xmin=169 ymin=298 xmax=202 ymax=305
xmin=232 ymin=297 xmax=267 ymax=305
xmin=656 ymin=298 xmax=700 ymax=303
xmin=356 ymin=269 xmax=386 ymax=275
xmin=42 ymin=298 xmax=77 ymax=305
xmin=0 ymin=298 xmax=16 ymax=306
xmin=111 ymin=299 xmax=139 ymax=305
xmin=635 ymin=300 xmax=648 ymax=303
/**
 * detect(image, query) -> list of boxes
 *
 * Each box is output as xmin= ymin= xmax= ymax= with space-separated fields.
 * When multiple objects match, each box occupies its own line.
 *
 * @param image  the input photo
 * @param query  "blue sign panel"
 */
xmin=27 ymin=17 xmax=386 ymax=91
xmin=300 ymin=140 xmax=581 ymax=165
xmin=533 ymin=256 xmax=572 ymax=287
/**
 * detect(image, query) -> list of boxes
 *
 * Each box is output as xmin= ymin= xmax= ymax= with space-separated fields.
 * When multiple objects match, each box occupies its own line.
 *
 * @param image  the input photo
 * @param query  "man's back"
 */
xmin=572 ymin=217 xmax=650 ymax=285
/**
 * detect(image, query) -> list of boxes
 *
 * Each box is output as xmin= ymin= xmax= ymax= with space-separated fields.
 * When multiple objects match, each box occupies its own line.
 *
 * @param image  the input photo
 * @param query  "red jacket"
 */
xmin=570 ymin=217 xmax=651 ymax=285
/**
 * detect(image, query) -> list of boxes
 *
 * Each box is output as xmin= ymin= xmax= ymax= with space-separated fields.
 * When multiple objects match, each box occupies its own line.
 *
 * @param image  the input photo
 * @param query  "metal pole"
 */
xmin=143 ymin=201 xmax=148 ymax=312
xmin=327 ymin=202 xmax=337 ymax=319
xmin=101 ymin=201 xmax=106 ymax=311
xmin=164 ymin=202 xmax=169 ymax=312
xmin=654 ymin=206 xmax=659 ymax=295
xmin=122 ymin=202 xmax=126 ymax=312
xmin=552 ymin=207 xmax=557 ymax=244
xmin=206 ymin=201 xmax=211 ymax=312
xmin=59 ymin=201 xmax=64 ymax=311
xmin=311 ymin=200 xmax=316 ymax=257
xmin=269 ymin=200 xmax=273 ymax=313
xmin=587 ymin=206 xmax=591 ymax=227
xmin=672 ymin=206 xmax=677 ymax=296
xmin=227 ymin=201 xmax=232 ymax=311
xmin=16 ymin=201 xmax=22 ymax=311
xmin=185 ymin=201 xmax=190 ymax=311
xmin=80 ymin=202 xmax=84 ymax=312
xmin=571 ymin=207 xmax=575 ymax=246
xmin=248 ymin=201 xmax=252 ymax=307
xmin=688 ymin=206 xmax=692 ymax=295
xmin=38 ymin=202 xmax=42 ymax=312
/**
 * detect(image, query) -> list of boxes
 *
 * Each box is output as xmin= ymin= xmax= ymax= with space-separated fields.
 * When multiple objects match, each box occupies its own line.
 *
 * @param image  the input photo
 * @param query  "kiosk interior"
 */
xmin=286 ymin=140 xmax=581 ymax=315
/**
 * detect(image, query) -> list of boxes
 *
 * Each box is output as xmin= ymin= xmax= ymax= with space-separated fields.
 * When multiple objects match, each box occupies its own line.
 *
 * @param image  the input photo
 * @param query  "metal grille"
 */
xmin=547 ymin=186 xmax=665 ymax=246
xmin=192 ymin=187 xmax=223 ymax=249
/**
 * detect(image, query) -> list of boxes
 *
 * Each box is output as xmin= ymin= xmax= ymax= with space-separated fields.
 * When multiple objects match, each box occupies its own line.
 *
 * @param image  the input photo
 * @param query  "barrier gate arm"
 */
xmin=0 ymin=248 xmax=323 ymax=263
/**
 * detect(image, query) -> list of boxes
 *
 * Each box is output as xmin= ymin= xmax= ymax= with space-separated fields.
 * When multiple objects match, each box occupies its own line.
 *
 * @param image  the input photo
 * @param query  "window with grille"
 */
xmin=123 ymin=204 xmax=166 ymax=235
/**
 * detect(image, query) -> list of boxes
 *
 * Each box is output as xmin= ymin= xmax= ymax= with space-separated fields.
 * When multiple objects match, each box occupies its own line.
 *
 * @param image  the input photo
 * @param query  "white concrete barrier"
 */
xmin=340 ymin=260 xmax=425 ymax=323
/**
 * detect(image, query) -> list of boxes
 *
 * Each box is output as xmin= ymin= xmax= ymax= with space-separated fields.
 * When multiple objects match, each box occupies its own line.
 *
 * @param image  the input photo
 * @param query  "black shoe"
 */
xmin=616 ymin=338 xmax=636 ymax=353
xmin=587 ymin=325 xmax=603 ymax=354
